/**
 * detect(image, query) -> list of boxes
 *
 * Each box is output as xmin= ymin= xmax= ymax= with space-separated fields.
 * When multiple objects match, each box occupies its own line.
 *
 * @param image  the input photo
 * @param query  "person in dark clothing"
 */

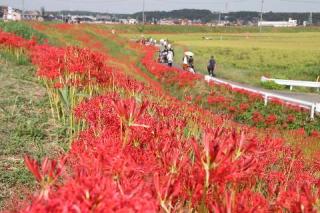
xmin=207 ymin=56 xmax=216 ymax=77
xmin=188 ymin=56 xmax=195 ymax=73
xmin=188 ymin=56 xmax=194 ymax=68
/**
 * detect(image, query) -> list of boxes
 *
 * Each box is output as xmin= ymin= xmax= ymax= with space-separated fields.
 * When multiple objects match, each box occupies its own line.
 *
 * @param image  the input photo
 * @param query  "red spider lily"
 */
xmin=228 ymin=106 xmax=237 ymax=113
xmin=287 ymin=114 xmax=296 ymax=123
xmin=265 ymin=114 xmax=277 ymax=125
xmin=2 ymin=29 xmax=320 ymax=212
xmin=53 ymin=82 xmax=63 ymax=89
xmin=207 ymin=96 xmax=230 ymax=104
xmin=112 ymin=98 xmax=149 ymax=128
xmin=24 ymin=155 xmax=66 ymax=200
xmin=239 ymin=103 xmax=250 ymax=111
xmin=112 ymin=98 xmax=149 ymax=146
xmin=311 ymin=130 xmax=320 ymax=137
xmin=252 ymin=111 xmax=264 ymax=124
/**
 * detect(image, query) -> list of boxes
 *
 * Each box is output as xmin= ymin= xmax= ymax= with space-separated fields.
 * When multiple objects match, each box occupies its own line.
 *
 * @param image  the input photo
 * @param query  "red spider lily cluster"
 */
xmin=2 ymin=30 xmax=320 ymax=212
xmin=0 ymin=30 xmax=36 ymax=49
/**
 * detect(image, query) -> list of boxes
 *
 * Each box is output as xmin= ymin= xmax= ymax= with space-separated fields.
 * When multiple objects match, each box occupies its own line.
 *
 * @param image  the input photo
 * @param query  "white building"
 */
xmin=159 ymin=19 xmax=175 ymax=25
xmin=4 ymin=7 xmax=22 ymax=21
xmin=70 ymin=15 xmax=96 ymax=23
xmin=119 ymin=19 xmax=129 ymax=24
xmin=258 ymin=18 xmax=297 ymax=27
xmin=128 ymin=18 xmax=138 ymax=24
xmin=23 ymin=10 xmax=40 ymax=20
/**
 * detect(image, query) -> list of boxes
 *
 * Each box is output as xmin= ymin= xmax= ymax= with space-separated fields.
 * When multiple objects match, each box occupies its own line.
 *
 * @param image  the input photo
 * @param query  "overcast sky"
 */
xmin=2 ymin=0 xmax=320 ymax=13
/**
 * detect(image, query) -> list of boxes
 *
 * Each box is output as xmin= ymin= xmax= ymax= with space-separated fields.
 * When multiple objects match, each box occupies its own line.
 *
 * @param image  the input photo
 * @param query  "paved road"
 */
xmin=172 ymin=63 xmax=320 ymax=103
xmin=213 ymin=77 xmax=320 ymax=103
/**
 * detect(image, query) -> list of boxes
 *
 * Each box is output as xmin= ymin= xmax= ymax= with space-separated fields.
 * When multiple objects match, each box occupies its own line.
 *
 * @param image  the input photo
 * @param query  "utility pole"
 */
xmin=225 ymin=0 xmax=229 ymax=13
xmin=259 ymin=0 xmax=264 ymax=32
xmin=142 ymin=0 xmax=145 ymax=25
xmin=309 ymin=12 xmax=313 ymax=25
xmin=22 ymin=0 xmax=25 ymax=19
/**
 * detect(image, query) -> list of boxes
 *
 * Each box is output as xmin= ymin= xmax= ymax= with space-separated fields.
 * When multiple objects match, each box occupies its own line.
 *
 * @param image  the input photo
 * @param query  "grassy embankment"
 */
xmin=1 ymin=22 xmax=320 ymax=208
xmin=1 ymin=22 xmax=320 ymax=210
xmin=0 ymin=21 xmax=68 ymax=210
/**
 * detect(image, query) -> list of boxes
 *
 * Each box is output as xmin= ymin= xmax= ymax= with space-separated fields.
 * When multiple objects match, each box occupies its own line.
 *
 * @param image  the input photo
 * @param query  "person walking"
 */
xmin=188 ymin=56 xmax=195 ymax=73
xmin=168 ymin=44 xmax=175 ymax=57
xmin=162 ymin=46 xmax=168 ymax=63
xmin=207 ymin=56 xmax=216 ymax=77
xmin=182 ymin=55 xmax=189 ymax=71
xmin=167 ymin=49 xmax=174 ymax=67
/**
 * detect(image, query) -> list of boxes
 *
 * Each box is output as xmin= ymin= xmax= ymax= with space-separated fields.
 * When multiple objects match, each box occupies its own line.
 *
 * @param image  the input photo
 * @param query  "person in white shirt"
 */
xmin=183 ymin=55 xmax=189 ymax=70
xmin=167 ymin=50 xmax=173 ymax=67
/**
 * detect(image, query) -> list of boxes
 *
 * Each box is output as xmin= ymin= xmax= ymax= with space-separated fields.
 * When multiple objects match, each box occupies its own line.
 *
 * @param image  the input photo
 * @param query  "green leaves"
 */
xmin=57 ymin=87 xmax=70 ymax=110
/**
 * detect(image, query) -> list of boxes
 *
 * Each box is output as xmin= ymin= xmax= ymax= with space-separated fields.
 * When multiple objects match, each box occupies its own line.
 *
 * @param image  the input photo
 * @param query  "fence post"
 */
xmin=264 ymin=95 xmax=268 ymax=106
xmin=311 ymin=103 xmax=315 ymax=120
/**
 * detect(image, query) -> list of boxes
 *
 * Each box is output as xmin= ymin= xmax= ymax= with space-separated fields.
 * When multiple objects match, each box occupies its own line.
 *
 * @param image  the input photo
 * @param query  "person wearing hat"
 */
xmin=182 ymin=55 xmax=189 ymax=71
xmin=188 ymin=56 xmax=194 ymax=71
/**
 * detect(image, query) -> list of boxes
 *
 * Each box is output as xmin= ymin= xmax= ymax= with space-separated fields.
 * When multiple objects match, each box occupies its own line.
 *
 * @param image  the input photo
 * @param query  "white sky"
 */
xmin=1 ymin=0 xmax=320 ymax=13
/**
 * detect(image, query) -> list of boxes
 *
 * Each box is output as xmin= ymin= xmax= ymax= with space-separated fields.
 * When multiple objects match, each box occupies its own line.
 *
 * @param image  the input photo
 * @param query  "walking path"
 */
xmin=205 ymin=75 xmax=320 ymax=118
xmin=210 ymin=76 xmax=320 ymax=103
xmin=172 ymin=63 xmax=320 ymax=117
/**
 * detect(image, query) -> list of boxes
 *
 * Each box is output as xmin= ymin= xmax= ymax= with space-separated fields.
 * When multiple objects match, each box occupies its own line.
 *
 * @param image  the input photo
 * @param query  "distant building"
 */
xmin=118 ymin=18 xmax=138 ymax=24
xmin=207 ymin=20 xmax=229 ymax=27
xmin=181 ymin=19 xmax=192 ymax=25
xmin=128 ymin=18 xmax=138 ymax=24
xmin=159 ymin=19 xmax=175 ymax=25
xmin=119 ymin=19 xmax=129 ymax=24
xmin=96 ymin=14 xmax=112 ymax=22
xmin=2 ymin=6 xmax=22 ymax=21
xmin=70 ymin=15 xmax=95 ymax=23
xmin=303 ymin=12 xmax=313 ymax=26
xmin=23 ymin=10 xmax=40 ymax=20
xmin=258 ymin=18 xmax=297 ymax=27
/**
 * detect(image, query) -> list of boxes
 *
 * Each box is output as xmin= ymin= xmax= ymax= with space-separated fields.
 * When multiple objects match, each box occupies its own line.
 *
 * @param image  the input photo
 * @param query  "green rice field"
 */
xmin=121 ymin=30 xmax=320 ymax=90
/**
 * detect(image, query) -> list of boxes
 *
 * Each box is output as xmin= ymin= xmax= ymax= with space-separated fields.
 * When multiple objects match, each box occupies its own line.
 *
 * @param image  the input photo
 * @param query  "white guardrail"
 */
xmin=205 ymin=75 xmax=320 ymax=119
xmin=261 ymin=76 xmax=320 ymax=91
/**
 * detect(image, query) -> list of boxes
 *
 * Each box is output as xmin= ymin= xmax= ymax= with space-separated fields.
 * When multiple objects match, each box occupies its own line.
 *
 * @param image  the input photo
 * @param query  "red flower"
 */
xmin=252 ymin=111 xmax=263 ymax=124
xmin=54 ymin=82 xmax=63 ymax=89
xmin=265 ymin=114 xmax=277 ymax=125
xmin=311 ymin=130 xmax=320 ymax=137
xmin=228 ymin=106 xmax=237 ymax=113
xmin=239 ymin=103 xmax=250 ymax=111
xmin=287 ymin=114 xmax=296 ymax=123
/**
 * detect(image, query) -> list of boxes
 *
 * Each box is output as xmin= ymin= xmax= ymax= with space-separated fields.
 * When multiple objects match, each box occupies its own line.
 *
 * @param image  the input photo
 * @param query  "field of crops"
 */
xmin=1 ymin=22 xmax=320 ymax=212
xmin=122 ymin=30 xmax=320 ymax=90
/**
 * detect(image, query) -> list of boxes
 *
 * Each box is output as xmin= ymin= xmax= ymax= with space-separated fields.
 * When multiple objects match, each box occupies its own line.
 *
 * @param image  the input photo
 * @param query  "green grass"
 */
xmin=0 ymin=51 xmax=67 ymax=210
xmin=0 ymin=49 xmax=30 ymax=66
xmin=0 ymin=21 xmax=48 ymax=43
xmin=99 ymin=24 xmax=320 ymax=34
xmin=122 ymin=32 xmax=320 ymax=90
xmin=84 ymin=26 xmax=138 ymax=58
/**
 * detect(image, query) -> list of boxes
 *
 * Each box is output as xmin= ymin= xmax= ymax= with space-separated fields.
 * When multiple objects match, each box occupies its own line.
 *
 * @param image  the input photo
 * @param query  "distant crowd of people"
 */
xmin=139 ymin=36 xmax=217 ymax=77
